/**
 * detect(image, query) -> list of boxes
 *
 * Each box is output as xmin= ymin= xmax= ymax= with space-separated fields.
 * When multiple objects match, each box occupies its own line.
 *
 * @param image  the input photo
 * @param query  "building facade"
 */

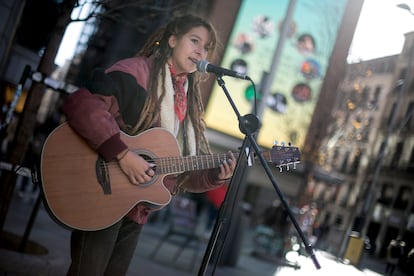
xmin=310 ymin=33 xmax=414 ymax=260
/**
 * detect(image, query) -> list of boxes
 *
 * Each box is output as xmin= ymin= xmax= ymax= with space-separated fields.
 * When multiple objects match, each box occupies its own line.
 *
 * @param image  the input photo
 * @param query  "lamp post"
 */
xmin=397 ymin=3 xmax=414 ymax=15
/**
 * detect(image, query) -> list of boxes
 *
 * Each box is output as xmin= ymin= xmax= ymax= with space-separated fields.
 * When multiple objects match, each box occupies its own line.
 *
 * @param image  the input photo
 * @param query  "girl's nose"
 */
xmin=196 ymin=46 xmax=207 ymax=59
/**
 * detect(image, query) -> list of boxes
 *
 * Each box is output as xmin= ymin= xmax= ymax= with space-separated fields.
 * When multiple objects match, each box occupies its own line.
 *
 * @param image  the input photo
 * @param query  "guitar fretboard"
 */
xmin=154 ymin=153 xmax=239 ymax=174
xmin=149 ymin=148 xmax=298 ymax=175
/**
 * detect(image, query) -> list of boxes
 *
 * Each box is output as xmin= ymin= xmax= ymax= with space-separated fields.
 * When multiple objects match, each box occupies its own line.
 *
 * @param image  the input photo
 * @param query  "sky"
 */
xmin=55 ymin=5 xmax=89 ymax=67
xmin=348 ymin=0 xmax=414 ymax=62
xmin=55 ymin=0 xmax=414 ymax=66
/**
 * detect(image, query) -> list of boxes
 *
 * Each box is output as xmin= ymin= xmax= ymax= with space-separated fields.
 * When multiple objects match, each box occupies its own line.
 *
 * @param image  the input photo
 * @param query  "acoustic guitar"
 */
xmin=40 ymin=123 xmax=300 ymax=231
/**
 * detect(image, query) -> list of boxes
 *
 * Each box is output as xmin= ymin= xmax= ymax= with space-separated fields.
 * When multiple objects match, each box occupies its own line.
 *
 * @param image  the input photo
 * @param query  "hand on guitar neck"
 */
xmin=215 ymin=151 xmax=236 ymax=182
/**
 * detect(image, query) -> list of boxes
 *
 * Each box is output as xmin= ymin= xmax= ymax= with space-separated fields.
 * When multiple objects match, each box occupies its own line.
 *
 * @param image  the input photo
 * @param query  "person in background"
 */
xmin=62 ymin=14 xmax=236 ymax=275
xmin=385 ymin=235 xmax=406 ymax=276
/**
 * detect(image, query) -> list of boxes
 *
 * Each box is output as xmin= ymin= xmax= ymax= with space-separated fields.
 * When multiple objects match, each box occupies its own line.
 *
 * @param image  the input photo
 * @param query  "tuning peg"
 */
xmin=281 ymin=141 xmax=286 ymax=146
xmin=288 ymin=142 xmax=292 ymax=147
xmin=273 ymin=140 xmax=278 ymax=145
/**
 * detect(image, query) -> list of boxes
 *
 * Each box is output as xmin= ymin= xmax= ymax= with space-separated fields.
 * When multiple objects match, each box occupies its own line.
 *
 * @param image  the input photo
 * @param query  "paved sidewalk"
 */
xmin=0 ymin=189 xmax=407 ymax=276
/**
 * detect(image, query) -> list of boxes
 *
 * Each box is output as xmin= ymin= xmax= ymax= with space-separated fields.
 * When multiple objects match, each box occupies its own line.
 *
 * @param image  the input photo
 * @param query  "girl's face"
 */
xmin=168 ymin=26 xmax=211 ymax=74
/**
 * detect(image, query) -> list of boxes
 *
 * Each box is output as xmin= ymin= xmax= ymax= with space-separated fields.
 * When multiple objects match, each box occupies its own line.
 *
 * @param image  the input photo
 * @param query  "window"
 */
xmin=393 ymin=186 xmax=412 ymax=211
xmin=374 ymin=86 xmax=381 ymax=102
xmin=362 ymin=87 xmax=369 ymax=107
xmin=337 ymin=185 xmax=350 ymax=207
xmin=404 ymin=101 xmax=414 ymax=129
xmin=361 ymin=118 xmax=372 ymax=141
xmin=350 ymin=150 xmax=362 ymax=174
xmin=388 ymin=102 xmax=397 ymax=127
xmin=370 ymin=86 xmax=381 ymax=110
xmin=399 ymin=68 xmax=407 ymax=81
xmin=334 ymin=215 xmax=343 ymax=226
xmin=378 ymin=183 xmax=394 ymax=206
xmin=341 ymin=152 xmax=349 ymax=173
xmin=390 ymin=142 xmax=403 ymax=168
xmin=333 ymin=148 xmax=340 ymax=168
xmin=408 ymin=147 xmax=414 ymax=173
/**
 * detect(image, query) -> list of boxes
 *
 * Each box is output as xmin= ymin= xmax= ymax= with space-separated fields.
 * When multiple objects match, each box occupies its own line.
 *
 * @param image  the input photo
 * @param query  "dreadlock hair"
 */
xmin=131 ymin=14 xmax=219 ymax=155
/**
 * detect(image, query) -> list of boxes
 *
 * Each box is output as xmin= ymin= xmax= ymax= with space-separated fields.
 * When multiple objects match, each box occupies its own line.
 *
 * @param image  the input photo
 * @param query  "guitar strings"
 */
xmin=97 ymin=146 xmax=299 ymax=177
xmin=100 ymin=153 xmax=236 ymax=175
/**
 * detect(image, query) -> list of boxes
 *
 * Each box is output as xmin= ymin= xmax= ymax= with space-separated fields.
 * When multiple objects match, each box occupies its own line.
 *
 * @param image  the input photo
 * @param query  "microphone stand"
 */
xmin=198 ymin=75 xmax=320 ymax=275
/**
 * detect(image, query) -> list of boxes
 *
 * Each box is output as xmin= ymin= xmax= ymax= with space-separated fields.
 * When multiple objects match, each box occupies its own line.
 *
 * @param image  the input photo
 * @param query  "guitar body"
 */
xmin=40 ymin=123 xmax=177 ymax=231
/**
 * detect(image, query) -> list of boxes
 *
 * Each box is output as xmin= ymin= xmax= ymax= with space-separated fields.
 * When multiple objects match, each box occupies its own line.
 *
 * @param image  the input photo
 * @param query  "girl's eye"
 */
xmin=191 ymin=37 xmax=208 ymax=52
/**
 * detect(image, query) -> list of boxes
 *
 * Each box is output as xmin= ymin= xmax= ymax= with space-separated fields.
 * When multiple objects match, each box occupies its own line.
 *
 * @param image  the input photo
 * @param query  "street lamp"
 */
xmin=397 ymin=3 xmax=414 ymax=15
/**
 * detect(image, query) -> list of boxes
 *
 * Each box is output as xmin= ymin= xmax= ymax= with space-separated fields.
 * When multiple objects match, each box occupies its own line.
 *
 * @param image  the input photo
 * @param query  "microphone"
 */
xmin=197 ymin=60 xmax=250 ymax=80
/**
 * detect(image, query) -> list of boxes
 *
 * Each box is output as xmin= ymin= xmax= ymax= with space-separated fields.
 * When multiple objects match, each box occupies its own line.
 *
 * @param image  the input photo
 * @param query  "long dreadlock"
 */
xmin=131 ymin=14 xmax=219 ymax=155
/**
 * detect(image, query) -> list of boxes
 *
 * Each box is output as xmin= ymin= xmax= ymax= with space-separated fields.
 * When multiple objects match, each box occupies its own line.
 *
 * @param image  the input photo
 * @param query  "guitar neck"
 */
xmin=154 ymin=151 xmax=275 ymax=175
xmin=154 ymin=152 xmax=236 ymax=175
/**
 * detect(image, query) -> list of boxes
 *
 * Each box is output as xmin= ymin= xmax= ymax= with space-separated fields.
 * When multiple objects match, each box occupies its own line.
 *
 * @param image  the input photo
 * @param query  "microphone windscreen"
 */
xmin=196 ymin=60 xmax=209 ymax=73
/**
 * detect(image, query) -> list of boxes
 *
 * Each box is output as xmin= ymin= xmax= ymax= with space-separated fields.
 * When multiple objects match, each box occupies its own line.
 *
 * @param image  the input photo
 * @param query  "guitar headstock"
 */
xmin=269 ymin=143 xmax=301 ymax=172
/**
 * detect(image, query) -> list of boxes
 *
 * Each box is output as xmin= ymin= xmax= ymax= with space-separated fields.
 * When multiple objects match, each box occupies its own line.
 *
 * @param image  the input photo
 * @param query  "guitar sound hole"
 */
xmin=141 ymin=154 xmax=157 ymax=174
xmin=133 ymin=150 xmax=159 ymax=184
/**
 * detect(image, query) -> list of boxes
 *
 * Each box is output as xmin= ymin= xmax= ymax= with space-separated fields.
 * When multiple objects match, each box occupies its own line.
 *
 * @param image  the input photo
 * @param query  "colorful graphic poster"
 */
xmin=205 ymin=0 xmax=348 ymax=149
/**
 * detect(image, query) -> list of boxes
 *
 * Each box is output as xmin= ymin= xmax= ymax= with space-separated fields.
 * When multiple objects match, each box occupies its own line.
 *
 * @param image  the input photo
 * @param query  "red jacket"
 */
xmin=206 ymin=185 xmax=228 ymax=208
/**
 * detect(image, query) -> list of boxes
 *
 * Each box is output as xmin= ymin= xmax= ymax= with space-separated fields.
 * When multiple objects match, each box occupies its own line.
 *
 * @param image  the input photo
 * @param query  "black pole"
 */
xmin=18 ymin=164 xmax=42 ymax=253
xmin=0 ymin=65 xmax=32 ymax=231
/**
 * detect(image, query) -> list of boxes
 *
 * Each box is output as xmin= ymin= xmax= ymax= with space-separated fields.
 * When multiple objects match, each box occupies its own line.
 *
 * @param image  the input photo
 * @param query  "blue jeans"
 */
xmin=67 ymin=217 xmax=143 ymax=276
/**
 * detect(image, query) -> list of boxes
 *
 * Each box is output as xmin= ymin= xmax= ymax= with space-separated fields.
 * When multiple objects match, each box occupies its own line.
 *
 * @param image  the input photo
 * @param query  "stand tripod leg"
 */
xmin=198 ymin=75 xmax=321 ymax=274
xmin=198 ymin=137 xmax=251 ymax=275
